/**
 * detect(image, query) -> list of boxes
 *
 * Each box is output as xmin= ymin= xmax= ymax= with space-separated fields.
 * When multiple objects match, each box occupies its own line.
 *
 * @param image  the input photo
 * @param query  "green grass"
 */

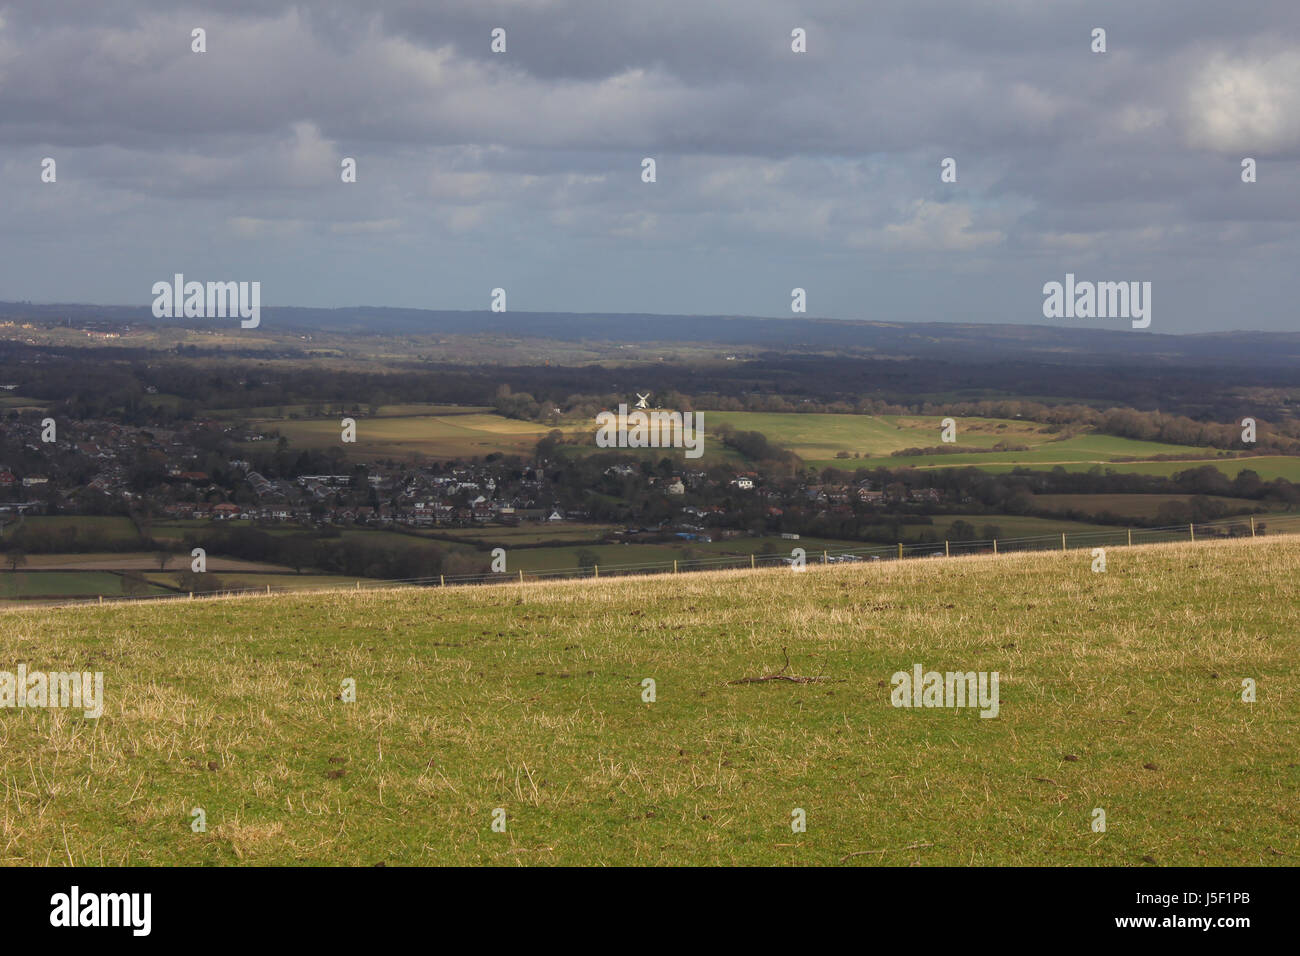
xmin=503 ymin=535 xmax=892 ymax=573
xmin=2 ymin=515 xmax=140 ymax=542
xmin=708 ymin=411 xmax=1052 ymax=462
xmin=0 ymin=570 xmax=170 ymax=598
xmin=977 ymin=457 xmax=1300 ymax=481
xmin=439 ymin=525 xmax=623 ymax=546
xmin=0 ymin=534 xmax=1295 ymax=865
xmin=1032 ymin=494 xmax=1268 ymax=518
xmin=143 ymin=571 xmax=366 ymax=593
xmin=211 ymin=403 xmax=493 ymax=420
xmin=910 ymin=514 xmax=1125 ymax=539
xmin=700 ymin=410 xmax=1300 ymax=480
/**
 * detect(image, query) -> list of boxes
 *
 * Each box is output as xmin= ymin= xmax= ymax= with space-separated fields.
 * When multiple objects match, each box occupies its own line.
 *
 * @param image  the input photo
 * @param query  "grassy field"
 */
xmin=708 ymin=411 xmax=1053 ymax=461
xmin=501 ymin=520 xmax=1129 ymax=572
xmin=143 ymin=571 xmax=367 ymax=593
xmin=978 ymin=457 xmax=1300 ymax=481
xmin=1032 ymin=494 xmax=1270 ymax=518
xmin=211 ymin=403 xmax=494 ymax=420
xmin=0 ymin=570 xmax=172 ymax=599
xmin=703 ymin=410 xmax=1300 ymax=479
xmin=439 ymin=525 xmax=623 ymax=545
xmin=0 ymin=534 xmax=1295 ymax=865
xmin=2 ymin=515 xmax=140 ymax=540
xmin=0 ymin=393 xmax=46 ymax=411
xmin=902 ymin=514 xmax=1125 ymax=539
xmin=249 ymin=412 xmax=568 ymax=460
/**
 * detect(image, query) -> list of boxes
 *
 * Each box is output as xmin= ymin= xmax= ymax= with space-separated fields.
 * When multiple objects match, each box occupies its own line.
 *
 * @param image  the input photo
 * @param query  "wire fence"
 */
xmin=13 ymin=511 xmax=1298 ymax=610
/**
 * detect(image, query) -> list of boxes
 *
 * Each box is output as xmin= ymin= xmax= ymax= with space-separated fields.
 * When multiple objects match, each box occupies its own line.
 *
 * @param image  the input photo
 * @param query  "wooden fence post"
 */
xmin=750 ymin=554 xmax=755 ymax=569
xmin=1189 ymin=523 xmax=1195 ymax=542
xmin=992 ymin=539 xmax=997 ymax=554
xmin=1127 ymin=529 xmax=1132 ymax=546
xmin=1250 ymin=516 xmax=1256 ymax=537
xmin=945 ymin=540 xmax=949 ymax=557
xmin=897 ymin=542 xmax=903 ymax=560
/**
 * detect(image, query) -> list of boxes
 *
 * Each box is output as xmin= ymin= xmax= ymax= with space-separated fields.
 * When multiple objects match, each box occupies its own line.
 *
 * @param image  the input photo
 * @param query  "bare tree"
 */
xmin=155 ymin=550 xmax=173 ymax=572
xmin=121 ymin=571 xmax=149 ymax=596
xmin=6 ymin=550 xmax=27 ymax=572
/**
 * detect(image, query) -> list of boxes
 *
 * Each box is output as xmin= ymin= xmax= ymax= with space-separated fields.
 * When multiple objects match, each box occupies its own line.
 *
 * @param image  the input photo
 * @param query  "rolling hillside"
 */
xmin=0 ymin=535 xmax=1295 ymax=866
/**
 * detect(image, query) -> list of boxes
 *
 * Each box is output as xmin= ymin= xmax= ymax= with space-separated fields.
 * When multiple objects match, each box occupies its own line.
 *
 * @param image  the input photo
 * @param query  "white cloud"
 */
xmin=882 ymin=201 xmax=1003 ymax=251
xmin=1185 ymin=52 xmax=1300 ymax=152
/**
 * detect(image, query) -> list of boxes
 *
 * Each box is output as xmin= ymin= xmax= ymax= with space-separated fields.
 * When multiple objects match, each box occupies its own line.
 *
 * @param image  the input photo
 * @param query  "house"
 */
xmin=665 ymin=478 xmax=685 ymax=495
xmin=547 ymin=509 xmax=565 ymax=522
xmin=21 ymin=476 xmax=48 ymax=487
xmin=730 ymin=477 xmax=754 ymax=490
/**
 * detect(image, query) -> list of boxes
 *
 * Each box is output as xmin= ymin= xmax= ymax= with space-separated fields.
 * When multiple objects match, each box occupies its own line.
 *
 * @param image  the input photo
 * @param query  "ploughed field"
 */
xmin=0 ymin=535 xmax=1295 ymax=865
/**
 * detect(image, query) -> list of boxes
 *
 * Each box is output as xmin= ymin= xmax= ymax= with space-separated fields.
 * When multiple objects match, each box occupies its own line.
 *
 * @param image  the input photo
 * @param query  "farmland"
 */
xmin=245 ymin=410 xmax=568 ymax=461
xmin=708 ymin=411 xmax=1056 ymax=463
xmin=0 ymin=570 xmax=171 ymax=599
xmin=978 ymin=456 xmax=1300 ymax=482
xmin=1 ymin=534 xmax=1294 ymax=865
xmin=1031 ymin=494 xmax=1272 ymax=519
xmin=0 ymin=508 xmax=1269 ymax=600
xmin=705 ymin=411 xmax=1260 ymax=476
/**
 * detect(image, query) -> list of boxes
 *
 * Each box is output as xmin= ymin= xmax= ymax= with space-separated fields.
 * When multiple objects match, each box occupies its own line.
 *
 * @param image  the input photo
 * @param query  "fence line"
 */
xmin=14 ymin=511 xmax=1299 ymax=610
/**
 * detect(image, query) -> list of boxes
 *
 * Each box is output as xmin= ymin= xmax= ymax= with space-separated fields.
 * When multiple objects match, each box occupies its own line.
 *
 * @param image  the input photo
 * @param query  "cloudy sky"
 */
xmin=2 ymin=0 xmax=1298 ymax=332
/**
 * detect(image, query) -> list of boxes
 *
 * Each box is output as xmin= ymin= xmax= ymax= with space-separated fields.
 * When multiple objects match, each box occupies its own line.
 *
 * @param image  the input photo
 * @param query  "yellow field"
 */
xmin=251 ymin=413 xmax=571 ymax=460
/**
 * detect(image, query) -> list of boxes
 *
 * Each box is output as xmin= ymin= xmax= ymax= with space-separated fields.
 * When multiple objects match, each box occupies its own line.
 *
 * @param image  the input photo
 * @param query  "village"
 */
xmin=0 ymin=412 xmax=949 ymax=539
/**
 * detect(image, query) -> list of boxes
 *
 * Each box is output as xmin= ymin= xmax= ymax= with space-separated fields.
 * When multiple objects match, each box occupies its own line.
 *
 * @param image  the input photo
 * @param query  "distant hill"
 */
xmin=4 ymin=300 xmax=1300 ymax=367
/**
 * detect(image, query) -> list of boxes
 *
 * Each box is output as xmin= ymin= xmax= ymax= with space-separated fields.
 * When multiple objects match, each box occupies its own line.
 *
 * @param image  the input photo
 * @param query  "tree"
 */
xmin=283 ymin=537 xmax=315 ymax=574
xmin=120 ymin=571 xmax=149 ymax=596
xmin=178 ymin=570 xmax=223 ymax=594
xmin=155 ymin=550 xmax=173 ymax=571
xmin=948 ymin=520 xmax=977 ymax=541
xmin=5 ymin=549 xmax=26 ymax=572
